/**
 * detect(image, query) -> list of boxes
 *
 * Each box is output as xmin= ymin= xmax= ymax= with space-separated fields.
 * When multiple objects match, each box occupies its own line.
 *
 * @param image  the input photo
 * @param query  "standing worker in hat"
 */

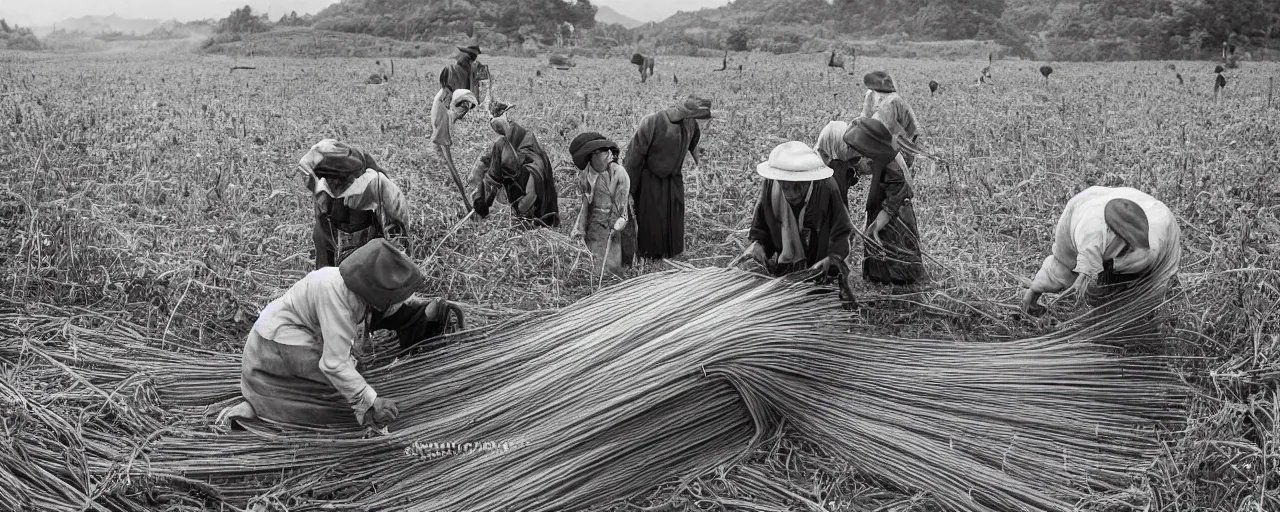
xmin=861 ymin=71 xmax=922 ymax=167
xmin=300 ymin=139 xmax=409 ymax=269
xmin=431 ymin=44 xmax=486 ymax=209
xmin=1022 ymin=186 xmax=1181 ymax=315
xmin=844 ymin=118 xmax=928 ymax=285
xmin=623 ymin=96 xmax=712 ymax=260
xmin=469 ymin=102 xmax=561 ymax=227
xmin=739 ymin=141 xmax=854 ymax=282
xmin=217 ymin=239 xmax=464 ymax=429
xmin=569 ymin=131 xmax=635 ymax=276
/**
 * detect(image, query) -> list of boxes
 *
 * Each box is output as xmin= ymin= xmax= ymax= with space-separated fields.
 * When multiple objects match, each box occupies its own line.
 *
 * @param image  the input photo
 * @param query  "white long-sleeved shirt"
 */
xmin=1031 ymin=186 xmax=1178 ymax=293
xmin=252 ymin=267 xmax=377 ymax=422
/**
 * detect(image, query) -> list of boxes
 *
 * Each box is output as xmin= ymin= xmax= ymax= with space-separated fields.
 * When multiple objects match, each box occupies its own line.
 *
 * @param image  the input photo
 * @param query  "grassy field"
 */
xmin=1 ymin=48 xmax=1278 ymax=510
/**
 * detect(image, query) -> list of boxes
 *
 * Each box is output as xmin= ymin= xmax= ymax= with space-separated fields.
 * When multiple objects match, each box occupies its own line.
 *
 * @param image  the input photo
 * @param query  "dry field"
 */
xmin=1 ymin=49 xmax=1278 ymax=510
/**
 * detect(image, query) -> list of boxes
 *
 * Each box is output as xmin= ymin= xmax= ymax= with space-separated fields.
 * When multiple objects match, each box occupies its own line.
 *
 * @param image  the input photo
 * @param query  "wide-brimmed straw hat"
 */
xmin=339 ymin=238 xmax=425 ymax=311
xmin=863 ymin=71 xmax=897 ymax=93
xmin=756 ymin=141 xmax=833 ymax=182
xmin=666 ymin=96 xmax=713 ymax=122
xmin=1104 ymin=198 xmax=1151 ymax=250
xmin=569 ymin=132 xmax=620 ymax=170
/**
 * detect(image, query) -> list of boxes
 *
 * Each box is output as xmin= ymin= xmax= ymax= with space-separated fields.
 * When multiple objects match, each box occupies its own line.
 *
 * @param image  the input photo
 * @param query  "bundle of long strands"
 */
xmin=1 ymin=268 xmax=1184 ymax=511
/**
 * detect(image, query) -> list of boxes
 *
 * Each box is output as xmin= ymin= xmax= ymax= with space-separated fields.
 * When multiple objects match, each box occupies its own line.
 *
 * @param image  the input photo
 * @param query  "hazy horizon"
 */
xmin=0 ymin=0 xmax=733 ymax=27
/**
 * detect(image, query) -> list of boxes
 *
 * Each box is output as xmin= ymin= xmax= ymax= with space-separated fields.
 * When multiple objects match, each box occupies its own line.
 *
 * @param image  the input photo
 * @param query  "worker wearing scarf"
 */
xmin=742 ymin=141 xmax=853 ymax=280
xmin=301 ymin=139 xmax=409 ymax=269
xmin=815 ymin=121 xmax=863 ymax=207
xmin=470 ymin=110 xmax=560 ymax=227
xmin=861 ymin=71 xmax=921 ymax=168
xmin=1022 ymin=186 xmax=1181 ymax=314
xmin=570 ymin=132 xmax=635 ymax=276
xmin=844 ymin=118 xmax=928 ymax=285
xmin=623 ymin=96 xmax=710 ymax=259
xmin=218 ymin=239 xmax=462 ymax=429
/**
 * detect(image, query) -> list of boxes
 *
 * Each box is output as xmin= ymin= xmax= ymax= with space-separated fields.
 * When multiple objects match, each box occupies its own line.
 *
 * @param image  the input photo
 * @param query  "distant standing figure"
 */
xmin=844 ymin=118 xmax=927 ymax=285
xmin=569 ymin=132 xmax=635 ymax=275
xmin=624 ymin=96 xmax=712 ymax=259
xmin=300 ymin=139 xmax=409 ymax=269
xmin=814 ymin=121 xmax=863 ymax=207
xmin=435 ymin=45 xmax=486 ymax=109
xmin=469 ymin=105 xmax=560 ymax=227
xmin=632 ymin=53 xmax=655 ymax=83
xmin=861 ymin=71 xmax=921 ymax=167
xmin=1022 ymin=186 xmax=1181 ymax=314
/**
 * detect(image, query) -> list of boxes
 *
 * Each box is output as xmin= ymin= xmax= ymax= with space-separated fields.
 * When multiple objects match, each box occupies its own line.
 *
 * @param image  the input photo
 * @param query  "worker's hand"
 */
xmin=742 ymin=242 xmax=767 ymax=266
xmin=1070 ymin=274 xmax=1096 ymax=309
xmin=869 ymin=210 xmax=891 ymax=245
xmin=472 ymin=198 xmax=489 ymax=218
xmin=1021 ymin=289 xmax=1045 ymax=316
xmin=809 ymin=255 xmax=839 ymax=276
xmin=363 ymin=397 xmax=399 ymax=428
xmin=571 ymin=227 xmax=585 ymax=241
xmin=612 ymin=217 xmax=627 ymax=233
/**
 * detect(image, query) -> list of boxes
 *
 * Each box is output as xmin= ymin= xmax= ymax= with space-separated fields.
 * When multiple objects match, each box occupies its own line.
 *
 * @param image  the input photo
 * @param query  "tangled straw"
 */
xmin=1 ymin=268 xmax=1183 ymax=511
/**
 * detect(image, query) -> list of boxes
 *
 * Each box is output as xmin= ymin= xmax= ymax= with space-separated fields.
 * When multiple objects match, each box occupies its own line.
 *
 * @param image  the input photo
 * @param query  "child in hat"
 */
xmin=570 ymin=132 xmax=634 ymax=275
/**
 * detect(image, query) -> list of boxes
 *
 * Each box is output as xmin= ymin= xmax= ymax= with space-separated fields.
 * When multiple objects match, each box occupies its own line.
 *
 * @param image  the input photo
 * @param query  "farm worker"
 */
xmin=814 ymin=120 xmax=864 ymax=207
xmin=569 ymin=131 xmax=636 ymax=275
xmin=1021 ymin=186 xmax=1181 ymax=314
xmin=623 ymin=95 xmax=711 ymax=260
xmin=861 ymin=71 xmax=922 ymax=168
xmin=436 ymin=44 xmax=486 ymax=107
xmin=431 ymin=88 xmax=479 ymax=208
xmin=469 ymin=102 xmax=561 ymax=227
xmin=631 ymin=53 xmax=655 ymax=83
xmin=300 ymin=139 xmax=409 ymax=269
xmin=843 ymin=118 xmax=928 ymax=285
xmin=217 ymin=239 xmax=463 ymax=429
xmin=740 ymin=141 xmax=854 ymax=284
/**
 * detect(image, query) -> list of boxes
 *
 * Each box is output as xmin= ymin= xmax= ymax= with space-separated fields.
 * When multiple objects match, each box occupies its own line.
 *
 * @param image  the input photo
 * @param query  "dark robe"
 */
xmin=306 ymin=154 xmax=401 ymax=269
xmin=440 ymin=58 xmax=481 ymax=94
xmin=473 ymin=122 xmax=560 ymax=227
xmin=863 ymin=159 xmax=927 ymax=285
xmin=827 ymin=158 xmax=859 ymax=207
xmin=749 ymin=178 xmax=853 ymax=277
xmin=623 ymin=111 xmax=700 ymax=259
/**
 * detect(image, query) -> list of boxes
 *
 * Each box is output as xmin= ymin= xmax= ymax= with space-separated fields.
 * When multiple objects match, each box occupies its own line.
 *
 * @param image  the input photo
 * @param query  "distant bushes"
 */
xmin=0 ymin=19 xmax=42 ymax=50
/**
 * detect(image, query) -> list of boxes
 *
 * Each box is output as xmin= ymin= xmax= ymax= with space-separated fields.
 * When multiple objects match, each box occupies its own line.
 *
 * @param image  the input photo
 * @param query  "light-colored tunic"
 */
xmin=248 ymin=267 xmax=376 ymax=424
xmin=1030 ymin=186 xmax=1180 ymax=294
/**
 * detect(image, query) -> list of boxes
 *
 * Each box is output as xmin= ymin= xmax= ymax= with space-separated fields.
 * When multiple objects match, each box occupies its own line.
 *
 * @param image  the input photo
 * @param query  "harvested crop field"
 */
xmin=1 ymin=50 xmax=1278 ymax=510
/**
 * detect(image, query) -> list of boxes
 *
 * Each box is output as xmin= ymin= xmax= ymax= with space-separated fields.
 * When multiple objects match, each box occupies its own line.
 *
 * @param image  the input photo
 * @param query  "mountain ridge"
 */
xmin=595 ymin=5 xmax=644 ymax=29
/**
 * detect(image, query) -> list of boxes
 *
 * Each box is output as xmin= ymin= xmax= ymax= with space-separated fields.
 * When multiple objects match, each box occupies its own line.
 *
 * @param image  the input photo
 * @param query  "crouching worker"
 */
xmin=301 ymin=139 xmax=409 ymax=268
xmin=1022 ymin=186 xmax=1181 ymax=315
xmin=470 ymin=102 xmax=560 ymax=227
xmin=569 ymin=131 xmax=635 ymax=276
xmin=217 ymin=239 xmax=462 ymax=429
xmin=738 ymin=141 xmax=855 ymax=301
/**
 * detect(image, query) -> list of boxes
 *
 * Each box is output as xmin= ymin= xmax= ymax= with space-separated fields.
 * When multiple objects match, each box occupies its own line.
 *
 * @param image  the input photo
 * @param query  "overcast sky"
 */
xmin=0 ymin=0 xmax=733 ymax=27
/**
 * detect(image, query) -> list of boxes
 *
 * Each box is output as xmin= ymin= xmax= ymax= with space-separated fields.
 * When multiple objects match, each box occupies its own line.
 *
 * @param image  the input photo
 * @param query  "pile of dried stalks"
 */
xmin=2 ymin=268 xmax=1182 ymax=511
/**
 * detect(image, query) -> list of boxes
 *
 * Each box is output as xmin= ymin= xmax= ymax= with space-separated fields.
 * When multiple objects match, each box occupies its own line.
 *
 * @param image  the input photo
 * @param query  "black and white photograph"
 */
xmin=1 ymin=0 xmax=1278 ymax=510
